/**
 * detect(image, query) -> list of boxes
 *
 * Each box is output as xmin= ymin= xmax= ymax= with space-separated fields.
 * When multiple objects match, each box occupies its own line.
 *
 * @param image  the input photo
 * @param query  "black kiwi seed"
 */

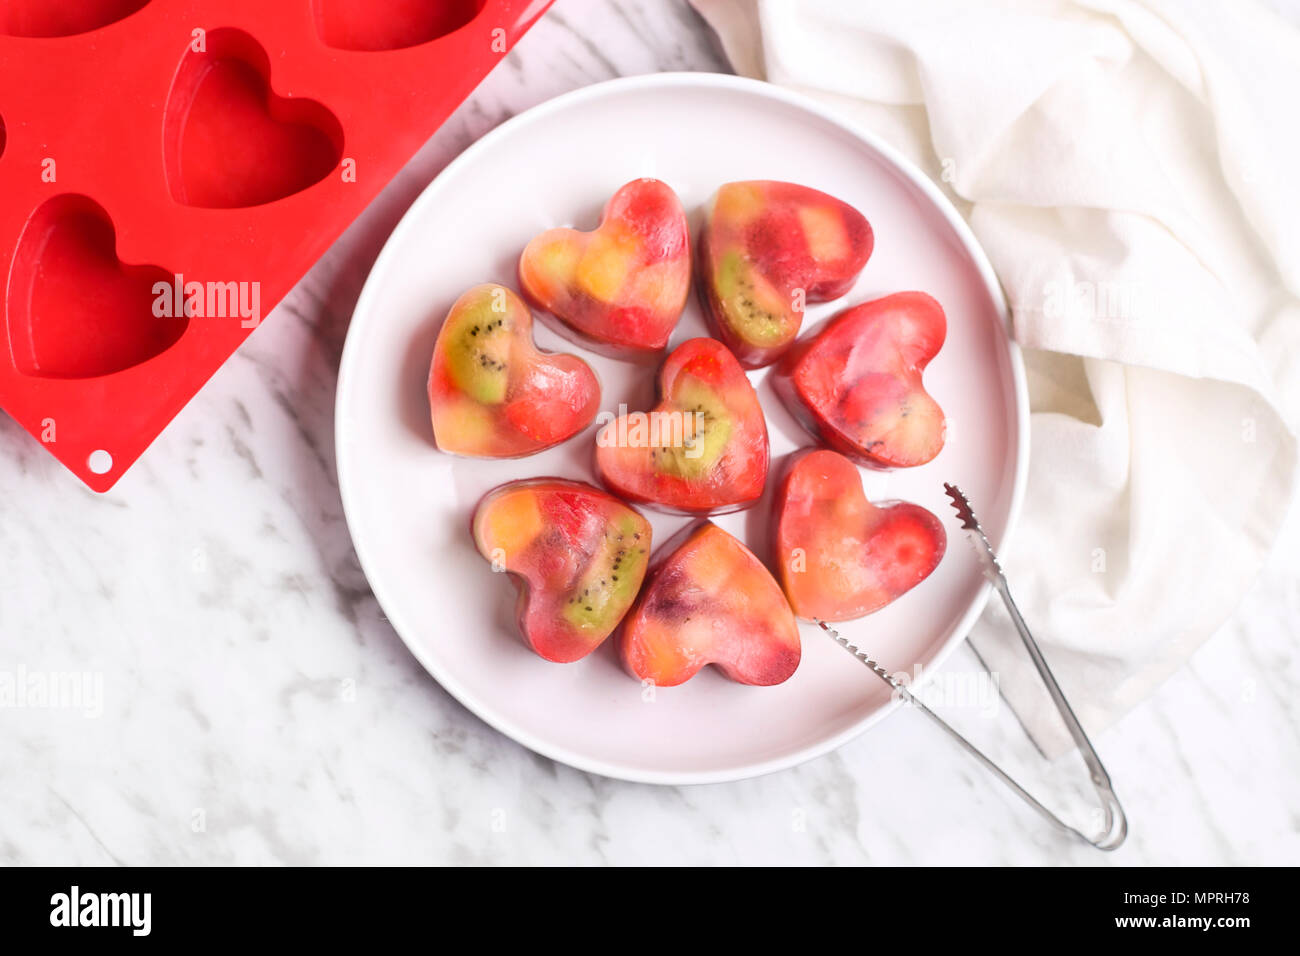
xmin=729 ymin=274 xmax=781 ymax=329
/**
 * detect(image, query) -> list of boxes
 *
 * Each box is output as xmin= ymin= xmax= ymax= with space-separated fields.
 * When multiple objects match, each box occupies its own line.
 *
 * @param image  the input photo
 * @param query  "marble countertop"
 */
xmin=3 ymin=0 xmax=1297 ymax=866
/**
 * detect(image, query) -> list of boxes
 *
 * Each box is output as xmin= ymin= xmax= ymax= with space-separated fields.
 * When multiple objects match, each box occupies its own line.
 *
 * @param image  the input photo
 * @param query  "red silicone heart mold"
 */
xmin=0 ymin=0 xmax=552 ymax=491
xmin=313 ymin=0 xmax=486 ymax=51
xmin=164 ymin=28 xmax=344 ymax=209
xmin=7 ymin=195 xmax=186 ymax=379
xmin=0 ymin=1 xmax=152 ymax=38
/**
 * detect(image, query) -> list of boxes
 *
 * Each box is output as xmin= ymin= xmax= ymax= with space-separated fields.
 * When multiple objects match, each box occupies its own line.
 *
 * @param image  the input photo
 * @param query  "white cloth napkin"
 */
xmin=690 ymin=0 xmax=1300 ymax=756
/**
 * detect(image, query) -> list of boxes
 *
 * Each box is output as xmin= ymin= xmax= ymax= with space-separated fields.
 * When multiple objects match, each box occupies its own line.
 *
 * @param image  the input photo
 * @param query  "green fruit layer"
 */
xmin=444 ymin=299 xmax=513 ymax=404
xmin=654 ymin=377 xmax=732 ymax=480
xmin=562 ymin=515 xmax=650 ymax=632
xmin=714 ymin=248 xmax=790 ymax=346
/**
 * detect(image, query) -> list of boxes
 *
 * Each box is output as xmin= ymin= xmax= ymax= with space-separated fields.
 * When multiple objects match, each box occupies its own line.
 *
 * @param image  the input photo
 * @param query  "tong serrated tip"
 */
xmin=815 ymin=620 xmax=905 ymax=692
xmin=943 ymin=482 xmax=1003 ymax=581
xmin=942 ymin=482 xmax=979 ymax=530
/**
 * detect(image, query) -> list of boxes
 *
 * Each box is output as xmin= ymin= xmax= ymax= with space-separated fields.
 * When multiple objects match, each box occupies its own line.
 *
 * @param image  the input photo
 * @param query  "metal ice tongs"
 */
xmin=818 ymin=482 xmax=1127 ymax=851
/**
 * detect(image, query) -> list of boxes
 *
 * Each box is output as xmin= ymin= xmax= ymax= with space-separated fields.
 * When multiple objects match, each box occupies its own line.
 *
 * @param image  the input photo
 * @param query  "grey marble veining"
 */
xmin=1 ymin=0 xmax=1296 ymax=866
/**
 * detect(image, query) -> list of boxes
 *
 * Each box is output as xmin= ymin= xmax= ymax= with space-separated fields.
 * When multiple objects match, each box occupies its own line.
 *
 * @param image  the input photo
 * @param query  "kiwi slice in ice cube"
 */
xmin=563 ymin=515 xmax=649 ymax=632
xmin=714 ymin=248 xmax=791 ymax=346
xmin=443 ymin=298 xmax=514 ymax=405
xmin=654 ymin=377 xmax=732 ymax=480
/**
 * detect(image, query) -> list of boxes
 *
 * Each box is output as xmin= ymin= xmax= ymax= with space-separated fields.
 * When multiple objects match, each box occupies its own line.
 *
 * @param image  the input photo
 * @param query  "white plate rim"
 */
xmin=335 ymin=72 xmax=1030 ymax=786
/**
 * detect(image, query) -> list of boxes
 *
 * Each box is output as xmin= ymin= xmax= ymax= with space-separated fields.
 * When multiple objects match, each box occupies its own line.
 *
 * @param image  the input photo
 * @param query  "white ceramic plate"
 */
xmin=336 ymin=73 xmax=1028 ymax=785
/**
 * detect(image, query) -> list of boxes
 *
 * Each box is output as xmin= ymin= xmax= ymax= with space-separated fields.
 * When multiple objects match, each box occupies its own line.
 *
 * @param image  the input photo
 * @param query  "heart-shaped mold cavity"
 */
xmin=0 ymin=0 xmax=151 ymax=37
xmin=5 ymin=194 xmax=186 ymax=379
xmin=163 ymin=28 xmax=343 ymax=209
xmin=312 ymin=0 xmax=485 ymax=51
xmin=0 ymin=113 xmax=6 ymax=160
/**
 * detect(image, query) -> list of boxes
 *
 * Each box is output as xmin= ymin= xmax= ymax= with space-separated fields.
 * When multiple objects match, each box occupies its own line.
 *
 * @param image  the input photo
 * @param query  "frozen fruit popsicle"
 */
xmin=774 ymin=449 xmax=946 ymax=621
xmin=594 ymin=337 xmax=769 ymax=514
xmin=774 ymin=291 xmax=946 ymax=468
xmin=428 ymin=283 xmax=601 ymax=458
xmin=519 ymin=178 xmax=690 ymax=358
xmin=698 ymin=180 xmax=873 ymax=368
xmin=619 ymin=521 xmax=800 ymax=687
xmin=473 ymin=479 xmax=652 ymax=663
